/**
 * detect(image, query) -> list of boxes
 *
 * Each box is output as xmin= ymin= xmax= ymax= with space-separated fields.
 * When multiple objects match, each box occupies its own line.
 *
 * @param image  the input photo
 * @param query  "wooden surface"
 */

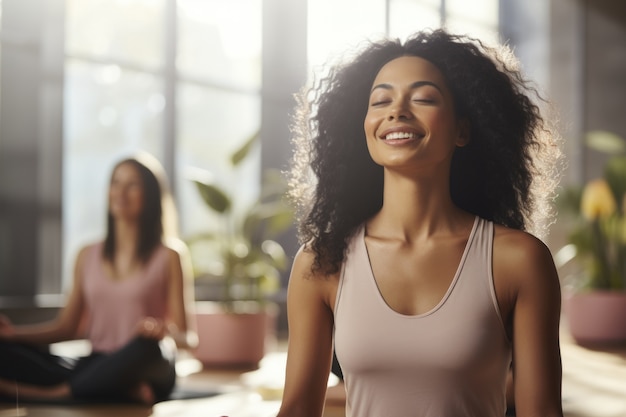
xmin=1 ymin=327 xmax=624 ymax=417
xmin=559 ymin=327 xmax=626 ymax=417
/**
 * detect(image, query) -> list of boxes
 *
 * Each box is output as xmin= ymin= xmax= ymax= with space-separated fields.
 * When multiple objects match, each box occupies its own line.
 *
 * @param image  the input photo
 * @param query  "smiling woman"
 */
xmin=277 ymin=29 xmax=563 ymax=417
xmin=364 ymin=56 xmax=469 ymax=171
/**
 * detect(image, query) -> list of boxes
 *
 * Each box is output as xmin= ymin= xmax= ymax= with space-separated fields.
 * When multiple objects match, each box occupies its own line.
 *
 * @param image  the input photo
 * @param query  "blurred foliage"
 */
xmin=186 ymin=131 xmax=294 ymax=310
xmin=557 ymin=131 xmax=626 ymax=291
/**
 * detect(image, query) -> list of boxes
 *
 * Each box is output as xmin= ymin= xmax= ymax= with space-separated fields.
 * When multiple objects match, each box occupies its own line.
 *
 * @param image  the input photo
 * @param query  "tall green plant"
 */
xmin=187 ymin=131 xmax=294 ymax=310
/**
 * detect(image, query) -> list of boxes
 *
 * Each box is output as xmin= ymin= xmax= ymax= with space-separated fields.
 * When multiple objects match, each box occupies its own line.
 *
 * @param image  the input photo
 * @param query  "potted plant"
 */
xmin=186 ymin=131 xmax=294 ymax=366
xmin=557 ymin=130 xmax=626 ymax=346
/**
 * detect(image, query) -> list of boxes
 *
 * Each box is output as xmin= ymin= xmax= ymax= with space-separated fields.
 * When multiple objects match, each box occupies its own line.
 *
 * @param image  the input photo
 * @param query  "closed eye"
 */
xmin=413 ymin=98 xmax=435 ymax=104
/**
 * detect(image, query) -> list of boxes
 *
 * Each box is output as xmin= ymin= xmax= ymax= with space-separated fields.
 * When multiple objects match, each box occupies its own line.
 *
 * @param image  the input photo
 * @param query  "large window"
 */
xmin=175 ymin=0 xmax=262 ymax=241
xmin=308 ymin=0 xmax=499 ymax=74
xmin=62 ymin=0 xmax=262 ymax=287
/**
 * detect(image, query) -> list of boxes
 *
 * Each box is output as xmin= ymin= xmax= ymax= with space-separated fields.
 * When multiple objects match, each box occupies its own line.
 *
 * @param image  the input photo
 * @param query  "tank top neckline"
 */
xmin=97 ymin=242 xmax=165 ymax=284
xmin=360 ymin=215 xmax=480 ymax=319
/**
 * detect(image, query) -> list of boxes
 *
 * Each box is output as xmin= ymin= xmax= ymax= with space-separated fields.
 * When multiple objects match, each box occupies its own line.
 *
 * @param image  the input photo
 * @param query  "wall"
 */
xmin=583 ymin=0 xmax=626 ymax=179
xmin=547 ymin=0 xmax=626 ymax=253
xmin=0 ymin=0 xmax=64 ymax=305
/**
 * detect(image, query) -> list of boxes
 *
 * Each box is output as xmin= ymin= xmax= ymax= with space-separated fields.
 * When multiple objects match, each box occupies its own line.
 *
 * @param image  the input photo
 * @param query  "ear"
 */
xmin=455 ymin=118 xmax=470 ymax=147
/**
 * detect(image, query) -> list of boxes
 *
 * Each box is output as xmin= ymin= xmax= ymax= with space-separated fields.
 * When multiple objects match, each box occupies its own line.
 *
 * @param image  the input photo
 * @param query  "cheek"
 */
xmin=108 ymin=186 xmax=119 ymax=202
xmin=363 ymin=114 xmax=378 ymax=156
xmin=127 ymin=188 xmax=144 ymax=208
xmin=363 ymin=110 xmax=380 ymax=140
xmin=133 ymin=191 xmax=145 ymax=206
xmin=364 ymin=130 xmax=383 ymax=165
xmin=429 ymin=106 xmax=457 ymax=128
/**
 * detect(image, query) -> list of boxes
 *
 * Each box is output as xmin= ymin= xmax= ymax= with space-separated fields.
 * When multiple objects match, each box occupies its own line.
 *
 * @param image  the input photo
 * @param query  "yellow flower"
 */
xmin=580 ymin=179 xmax=617 ymax=219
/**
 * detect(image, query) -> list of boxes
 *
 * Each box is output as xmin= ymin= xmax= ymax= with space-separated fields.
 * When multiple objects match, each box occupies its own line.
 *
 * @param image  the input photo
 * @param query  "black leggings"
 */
xmin=0 ymin=336 xmax=176 ymax=402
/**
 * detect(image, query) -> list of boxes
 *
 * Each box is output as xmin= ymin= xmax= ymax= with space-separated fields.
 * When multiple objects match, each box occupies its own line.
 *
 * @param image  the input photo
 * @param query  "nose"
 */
xmin=387 ymin=100 xmax=412 ymax=121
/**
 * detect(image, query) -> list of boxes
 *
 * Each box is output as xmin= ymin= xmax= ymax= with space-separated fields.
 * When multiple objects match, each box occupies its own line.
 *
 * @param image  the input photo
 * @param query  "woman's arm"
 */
xmin=495 ymin=230 xmax=563 ymax=417
xmin=277 ymin=247 xmax=337 ymax=417
xmin=0 ymin=247 xmax=88 ymax=345
xmin=161 ymin=241 xmax=198 ymax=349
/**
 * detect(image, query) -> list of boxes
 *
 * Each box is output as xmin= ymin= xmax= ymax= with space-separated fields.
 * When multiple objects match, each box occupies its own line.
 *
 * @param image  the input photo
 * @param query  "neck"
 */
xmin=113 ymin=219 xmax=141 ymax=254
xmin=370 ymin=169 xmax=471 ymax=241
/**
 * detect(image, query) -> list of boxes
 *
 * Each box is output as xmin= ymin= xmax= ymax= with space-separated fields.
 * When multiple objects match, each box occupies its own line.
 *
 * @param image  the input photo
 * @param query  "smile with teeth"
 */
xmin=383 ymin=131 xmax=422 ymax=140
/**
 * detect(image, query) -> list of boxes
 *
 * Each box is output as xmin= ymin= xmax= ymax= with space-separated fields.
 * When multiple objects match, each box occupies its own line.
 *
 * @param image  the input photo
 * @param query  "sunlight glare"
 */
xmin=178 ymin=0 xmax=262 ymax=60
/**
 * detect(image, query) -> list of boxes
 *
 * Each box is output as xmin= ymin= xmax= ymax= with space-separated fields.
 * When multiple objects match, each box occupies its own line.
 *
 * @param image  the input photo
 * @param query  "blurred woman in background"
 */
xmin=0 ymin=152 xmax=197 ymax=405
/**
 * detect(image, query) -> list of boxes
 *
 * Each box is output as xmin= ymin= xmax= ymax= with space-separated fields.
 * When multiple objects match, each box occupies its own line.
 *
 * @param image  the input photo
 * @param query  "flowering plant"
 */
xmin=560 ymin=131 xmax=626 ymax=291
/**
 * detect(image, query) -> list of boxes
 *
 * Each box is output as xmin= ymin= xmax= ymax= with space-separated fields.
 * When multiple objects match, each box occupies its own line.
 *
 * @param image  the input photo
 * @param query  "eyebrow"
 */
xmin=370 ymin=80 xmax=443 ymax=94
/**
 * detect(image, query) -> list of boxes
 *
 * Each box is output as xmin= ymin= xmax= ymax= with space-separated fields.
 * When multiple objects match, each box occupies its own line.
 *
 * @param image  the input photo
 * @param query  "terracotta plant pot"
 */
xmin=192 ymin=301 xmax=278 ymax=367
xmin=563 ymin=291 xmax=626 ymax=346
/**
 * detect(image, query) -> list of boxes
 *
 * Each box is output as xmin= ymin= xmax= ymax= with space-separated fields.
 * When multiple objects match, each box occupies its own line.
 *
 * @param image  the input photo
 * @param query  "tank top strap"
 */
xmin=460 ymin=218 xmax=499 ymax=312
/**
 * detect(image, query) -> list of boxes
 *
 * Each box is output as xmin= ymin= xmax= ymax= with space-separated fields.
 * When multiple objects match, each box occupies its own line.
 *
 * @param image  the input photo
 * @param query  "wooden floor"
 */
xmin=0 ymin=346 xmax=343 ymax=417
xmin=1 ymin=328 xmax=625 ymax=417
xmin=560 ymin=331 xmax=626 ymax=417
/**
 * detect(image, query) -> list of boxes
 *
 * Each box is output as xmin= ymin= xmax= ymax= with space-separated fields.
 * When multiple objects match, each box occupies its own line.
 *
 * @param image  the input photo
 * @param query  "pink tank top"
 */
xmin=334 ymin=217 xmax=512 ymax=417
xmin=81 ymin=243 xmax=169 ymax=353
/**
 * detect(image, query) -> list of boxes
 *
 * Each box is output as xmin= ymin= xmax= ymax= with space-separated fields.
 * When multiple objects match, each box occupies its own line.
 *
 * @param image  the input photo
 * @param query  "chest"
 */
xmin=364 ymin=235 xmax=469 ymax=316
xmin=81 ymin=245 xmax=169 ymax=307
xmin=334 ymin=226 xmax=511 ymax=379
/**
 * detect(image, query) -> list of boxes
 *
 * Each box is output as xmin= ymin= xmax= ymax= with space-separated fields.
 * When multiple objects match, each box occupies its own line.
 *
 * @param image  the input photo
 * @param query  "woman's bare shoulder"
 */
xmin=74 ymin=242 xmax=100 ymax=267
xmin=292 ymin=244 xmax=340 ymax=281
xmin=493 ymin=224 xmax=559 ymax=288
xmin=162 ymin=237 xmax=188 ymax=256
xmin=493 ymin=225 xmax=553 ymax=261
xmin=79 ymin=240 xmax=101 ymax=254
xmin=289 ymin=244 xmax=341 ymax=308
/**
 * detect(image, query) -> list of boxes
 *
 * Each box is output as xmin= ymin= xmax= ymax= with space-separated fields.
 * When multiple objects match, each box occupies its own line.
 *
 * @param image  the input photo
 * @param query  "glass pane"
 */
xmin=447 ymin=0 xmax=498 ymax=27
xmin=176 ymin=83 xmax=261 ymax=242
xmin=389 ymin=0 xmax=441 ymax=41
xmin=63 ymin=59 xmax=164 ymax=283
xmin=446 ymin=17 xmax=499 ymax=46
xmin=65 ymin=0 xmax=165 ymax=69
xmin=177 ymin=0 xmax=261 ymax=90
xmin=414 ymin=0 xmax=440 ymax=7
xmin=308 ymin=0 xmax=386 ymax=71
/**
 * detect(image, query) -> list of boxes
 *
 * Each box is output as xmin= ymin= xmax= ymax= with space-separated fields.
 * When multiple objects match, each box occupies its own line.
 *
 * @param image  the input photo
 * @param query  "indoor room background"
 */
xmin=1 ymin=0 xmax=625 ymax=336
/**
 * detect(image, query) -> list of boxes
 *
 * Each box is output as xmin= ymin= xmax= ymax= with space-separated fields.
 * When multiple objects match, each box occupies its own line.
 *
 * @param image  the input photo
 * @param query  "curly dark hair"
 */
xmin=288 ymin=29 xmax=562 ymax=275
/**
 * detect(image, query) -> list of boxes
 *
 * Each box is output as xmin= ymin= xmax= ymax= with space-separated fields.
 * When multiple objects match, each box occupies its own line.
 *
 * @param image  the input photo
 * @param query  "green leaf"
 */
xmin=185 ymin=231 xmax=219 ymax=244
xmin=231 ymin=130 xmax=260 ymax=166
xmin=585 ymin=130 xmax=626 ymax=154
xmin=243 ymin=202 xmax=294 ymax=239
xmin=604 ymin=156 xmax=626 ymax=204
xmin=266 ymin=206 xmax=294 ymax=235
xmin=242 ymin=210 xmax=264 ymax=241
xmin=194 ymin=180 xmax=231 ymax=213
xmin=261 ymin=239 xmax=287 ymax=270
